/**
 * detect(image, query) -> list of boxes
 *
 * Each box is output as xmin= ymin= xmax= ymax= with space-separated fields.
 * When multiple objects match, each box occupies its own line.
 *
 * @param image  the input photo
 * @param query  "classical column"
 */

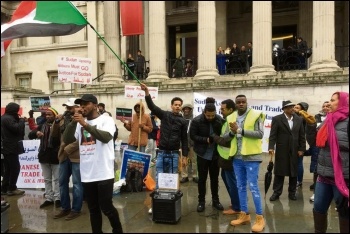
xmin=298 ymin=2 xmax=313 ymax=66
xmin=194 ymin=1 xmax=219 ymax=80
xmin=87 ymin=1 xmax=98 ymax=78
xmin=146 ymin=1 xmax=169 ymax=81
xmin=309 ymin=2 xmax=340 ymax=72
xmin=102 ymin=1 xmax=123 ymax=83
xmin=249 ymin=1 xmax=275 ymax=76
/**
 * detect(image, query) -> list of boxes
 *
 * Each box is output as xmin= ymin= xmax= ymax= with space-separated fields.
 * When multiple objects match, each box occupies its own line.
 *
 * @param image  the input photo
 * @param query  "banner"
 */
xmin=17 ymin=140 xmax=45 ymax=189
xmin=124 ymin=85 xmax=158 ymax=100
xmin=120 ymin=1 xmax=144 ymax=36
xmin=119 ymin=149 xmax=151 ymax=180
xmin=57 ymin=56 xmax=92 ymax=84
xmin=29 ymin=96 xmax=51 ymax=112
xmin=193 ymin=93 xmax=283 ymax=152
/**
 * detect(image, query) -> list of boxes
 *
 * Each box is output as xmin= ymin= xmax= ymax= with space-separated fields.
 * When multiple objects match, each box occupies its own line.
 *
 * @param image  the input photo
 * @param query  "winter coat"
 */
xmin=1 ymin=103 xmax=25 ymax=155
xmin=123 ymin=103 xmax=153 ymax=147
xmin=136 ymin=54 xmax=145 ymax=73
xmin=317 ymin=117 xmax=349 ymax=179
xmin=268 ymin=113 xmax=306 ymax=177
xmin=190 ymin=113 xmax=224 ymax=160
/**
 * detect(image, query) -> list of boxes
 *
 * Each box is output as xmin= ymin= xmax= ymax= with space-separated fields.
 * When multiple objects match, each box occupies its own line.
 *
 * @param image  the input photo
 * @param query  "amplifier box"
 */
xmin=150 ymin=190 xmax=183 ymax=224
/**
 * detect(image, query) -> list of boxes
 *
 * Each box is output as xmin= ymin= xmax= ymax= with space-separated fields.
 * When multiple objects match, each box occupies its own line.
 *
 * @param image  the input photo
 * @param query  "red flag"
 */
xmin=120 ymin=1 xmax=144 ymax=36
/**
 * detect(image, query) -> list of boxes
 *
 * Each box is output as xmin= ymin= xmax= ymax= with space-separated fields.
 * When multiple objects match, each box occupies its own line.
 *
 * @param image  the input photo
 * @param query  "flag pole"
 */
xmin=87 ymin=22 xmax=141 ymax=85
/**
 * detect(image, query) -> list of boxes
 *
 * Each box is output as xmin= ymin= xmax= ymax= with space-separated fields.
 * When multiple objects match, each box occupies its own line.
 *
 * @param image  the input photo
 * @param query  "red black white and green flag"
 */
xmin=1 ymin=1 xmax=88 ymax=56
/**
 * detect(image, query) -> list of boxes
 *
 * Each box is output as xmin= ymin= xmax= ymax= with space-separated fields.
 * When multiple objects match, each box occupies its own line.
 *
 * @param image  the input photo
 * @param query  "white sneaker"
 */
xmin=148 ymin=208 xmax=152 ymax=214
xmin=310 ymin=194 xmax=314 ymax=202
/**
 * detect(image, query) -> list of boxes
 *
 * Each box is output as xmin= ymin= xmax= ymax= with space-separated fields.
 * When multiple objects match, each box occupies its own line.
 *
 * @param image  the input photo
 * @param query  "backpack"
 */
xmin=123 ymin=168 xmax=143 ymax=192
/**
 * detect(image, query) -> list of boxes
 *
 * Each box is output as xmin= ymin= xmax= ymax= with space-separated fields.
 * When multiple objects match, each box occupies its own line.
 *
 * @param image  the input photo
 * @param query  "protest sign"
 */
xmin=120 ymin=149 xmax=151 ymax=179
xmin=116 ymin=107 xmax=132 ymax=121
xmin=124 ymin=85 xmax=159 ymax=100
xmin=17 ymin=140 xmax=45 ymax=189
xmin=57 ymin=56 xmax=92 ymax=84
xmin=193 ymin=93 xmax=283 ymax=152
xmin=29 ymin=96 xmax=51 ymax=112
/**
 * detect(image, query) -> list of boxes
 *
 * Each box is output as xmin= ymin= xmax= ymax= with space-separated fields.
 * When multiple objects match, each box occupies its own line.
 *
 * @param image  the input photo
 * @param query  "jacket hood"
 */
xmin=134 ymin=102 xmax=146 ymax=114
xmin=5 ymin=102 xmax=20 ymax=115
xmin=182 ymin=104 xmax=193 ymax=109
xmin=298 ymin=102 xmax=309 ymax=111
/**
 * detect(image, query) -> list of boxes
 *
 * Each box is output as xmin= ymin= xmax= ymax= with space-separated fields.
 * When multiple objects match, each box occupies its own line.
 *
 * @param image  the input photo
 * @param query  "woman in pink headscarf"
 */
xmin=313 ymin=91 xmax=349 ymax=233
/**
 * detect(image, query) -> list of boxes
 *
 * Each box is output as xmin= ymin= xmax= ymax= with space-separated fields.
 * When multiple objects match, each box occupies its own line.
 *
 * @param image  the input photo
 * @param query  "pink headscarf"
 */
xmin=326 ymin=91 xmax=349 ymax=200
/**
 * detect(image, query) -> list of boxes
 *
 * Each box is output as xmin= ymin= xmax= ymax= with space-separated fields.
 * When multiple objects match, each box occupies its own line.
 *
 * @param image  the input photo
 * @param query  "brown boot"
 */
xmin=313 ymin=209 xmax=327 ymax=233
xmin=339 ymin=217 xmax=349 ymax=233
xmin=251 ymin=214 xmax=265 ymax=232
xmin=230 ymin=211 xmax=251 ymax=226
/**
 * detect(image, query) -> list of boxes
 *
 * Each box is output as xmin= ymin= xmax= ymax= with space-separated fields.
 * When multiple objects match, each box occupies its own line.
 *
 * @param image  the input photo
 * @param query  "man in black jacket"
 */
xmin=190 ymin=97 xmax=225 ymax=212
xmin=140 ymin=83 xmax=189 ymax=214
xmin=1 ymin=102 xmax=26 ymax=196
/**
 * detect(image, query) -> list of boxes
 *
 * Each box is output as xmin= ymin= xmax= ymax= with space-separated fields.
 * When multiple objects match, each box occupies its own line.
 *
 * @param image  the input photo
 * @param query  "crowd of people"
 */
xmin=1 ymin=86 xmax=348 ymax=233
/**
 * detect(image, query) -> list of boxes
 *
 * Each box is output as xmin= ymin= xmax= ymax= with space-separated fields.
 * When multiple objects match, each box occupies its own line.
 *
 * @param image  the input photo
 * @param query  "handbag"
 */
xmin=143 ymin=171 xmax=156 ymax=191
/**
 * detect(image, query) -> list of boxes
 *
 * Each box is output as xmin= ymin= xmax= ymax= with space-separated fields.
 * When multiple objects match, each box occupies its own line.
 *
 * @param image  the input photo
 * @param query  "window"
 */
xmin=15 ymin=73 xmax=32 ymax=88
xmin=48 ymin=71 xmax=64 ymax=93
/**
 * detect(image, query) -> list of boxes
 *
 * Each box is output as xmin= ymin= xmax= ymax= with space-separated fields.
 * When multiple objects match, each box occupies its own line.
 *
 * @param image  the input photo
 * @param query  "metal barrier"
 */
xmin=122 ymin=61 xmax=149 ymax=81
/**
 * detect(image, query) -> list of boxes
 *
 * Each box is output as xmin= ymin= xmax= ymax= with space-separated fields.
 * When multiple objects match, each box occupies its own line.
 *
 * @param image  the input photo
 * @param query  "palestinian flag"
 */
xmin=1 ymin=1 xmax=88 ymax=42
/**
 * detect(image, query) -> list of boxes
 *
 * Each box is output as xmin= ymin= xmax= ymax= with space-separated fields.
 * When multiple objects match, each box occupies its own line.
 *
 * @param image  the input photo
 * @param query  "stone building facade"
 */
xmin=1 ymin=1 xmax=349 ymax=140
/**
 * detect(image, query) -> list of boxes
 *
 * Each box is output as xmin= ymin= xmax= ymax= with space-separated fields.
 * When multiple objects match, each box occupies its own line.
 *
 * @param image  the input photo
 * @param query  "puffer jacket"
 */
xmin=317 ymin=117 xmax=349 ymax=179
xmin=1 ymin=103 xmax=25 ymax=155
xmin=145 ymin=95 xmax=189 ymax=156
xmin=190 ymin=113 xmax=224 ymax=160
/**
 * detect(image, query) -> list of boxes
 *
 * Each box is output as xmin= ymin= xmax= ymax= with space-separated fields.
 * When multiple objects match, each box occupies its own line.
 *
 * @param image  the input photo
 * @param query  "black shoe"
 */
xmin=212 ymin=201 xmax=224 ymax=211
xmin=55 ymin=200 xmax=61 ymax=208
xmin=40 ymin=200 xmax=54 ymax=208
xmin=288 ymin=194 xmax=297 ymax=200
xmin=309 ymin=183 xmax=315 ymax=190
xmin=197 ymin=203 xmax=205 ymax=212
xmin=192 ymin=177 xmax=199 ymax=183
xmin=180 ymin=177 xmax=189 ymax=183
xmin=269 ymin=193 xmax=280 ymax=201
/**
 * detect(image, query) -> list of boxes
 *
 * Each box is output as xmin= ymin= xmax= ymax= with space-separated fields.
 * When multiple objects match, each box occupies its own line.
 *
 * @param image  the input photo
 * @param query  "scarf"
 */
xmin=317 ymin=92 xmax=349 ymax=200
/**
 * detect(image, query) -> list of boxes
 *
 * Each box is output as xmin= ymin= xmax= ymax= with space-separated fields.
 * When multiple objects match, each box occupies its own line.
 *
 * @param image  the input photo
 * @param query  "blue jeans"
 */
xmin=297 ymin=156 xmax=304 ymax=183
xmin=155 ymin=151 xmax=179 ymax=189
xmin=128 ymin=145 xmax=146 ymax=153
xmin=314 ymin=181 xmax=348 ymax=219
xmin=305 ymin=146 xmax=320 ymax=173
xmin=59 ymin=159 xmax=84 ymax=212
xmin=233 ymin=159 xmax=263 ymax=215
xmin=221 ymin=167 xmax=240 ymax=211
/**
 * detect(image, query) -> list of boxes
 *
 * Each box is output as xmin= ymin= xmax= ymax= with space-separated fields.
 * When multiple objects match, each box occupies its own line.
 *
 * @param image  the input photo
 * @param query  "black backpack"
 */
xmin=123 ymin=168 xmax=143 ymax=192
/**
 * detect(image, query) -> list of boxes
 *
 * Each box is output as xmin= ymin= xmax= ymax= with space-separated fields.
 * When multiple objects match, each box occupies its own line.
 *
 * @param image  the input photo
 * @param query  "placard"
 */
xmin=57 ymin=56 xmax=92 ymax=84
xmin=116 ymin=107 xmax=132 ymax=121
xmin=120 ymin=149 xmax=151 ymax=179
xmin=124 ymin=85 xmax=159 ymax=100
xmin=29 ymin=96 xmax=51 ymax=112
xmin=158 ymin=173 xmax=179 ymax=190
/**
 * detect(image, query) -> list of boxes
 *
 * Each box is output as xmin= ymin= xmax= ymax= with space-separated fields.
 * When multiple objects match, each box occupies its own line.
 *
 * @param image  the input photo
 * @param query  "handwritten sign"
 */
xmin=29 ymin=96 xmax=51 ymax=112
xmin=17 ymin=140 xmax=45 ymax=189
xmin=124 ymin=85 xmax=158 ymax=100
xmin=120 ymin=149 xmax=151 ymax=179
xmin=158 ymin=173 xmax=179 ymax=190
xmin=116 ymin=108 xmax=132 ymax=121
xmin=57 ymin=56 xmax=92 ymax=84
xmin=193 ymin=93 xmax=282 ymax=152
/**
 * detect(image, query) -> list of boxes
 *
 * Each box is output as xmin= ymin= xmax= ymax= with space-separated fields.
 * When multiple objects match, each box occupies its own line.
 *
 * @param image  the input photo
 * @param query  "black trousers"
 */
xmin=197 ymin=156 xmax=220 ymax=203
xmin=1 ymin=153 xmax=21 ymax=192
xmin=83 ymin=178 xmax=123 ymax=233
xmin=272 ymin=175 xmax=297 ymax=196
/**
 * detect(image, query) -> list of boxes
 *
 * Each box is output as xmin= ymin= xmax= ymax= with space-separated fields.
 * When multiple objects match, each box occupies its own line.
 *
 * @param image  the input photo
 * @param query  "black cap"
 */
xmin=282 ymin=100 xmax=295 ymax=110
xmin=75 ymin=94 xmax=98 ymax=104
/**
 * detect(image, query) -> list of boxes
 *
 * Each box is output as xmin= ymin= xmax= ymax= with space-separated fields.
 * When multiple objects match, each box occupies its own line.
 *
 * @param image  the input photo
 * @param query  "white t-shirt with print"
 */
xmin=74 ymin=114 xmax=116 ymax=182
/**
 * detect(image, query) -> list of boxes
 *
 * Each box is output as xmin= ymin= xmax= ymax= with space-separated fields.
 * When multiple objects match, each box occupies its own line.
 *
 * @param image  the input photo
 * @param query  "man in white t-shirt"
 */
xmin=63 ymin=94 xmax=123 ymax=233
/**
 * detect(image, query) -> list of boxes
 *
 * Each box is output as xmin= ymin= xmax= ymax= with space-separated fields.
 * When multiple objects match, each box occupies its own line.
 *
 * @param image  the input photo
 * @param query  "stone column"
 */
xmin=87 ymin=1 xmax=98 ymax=78
xmin=146 ymin=1 xmax=169 ymax=81
xmin=298 ymin=2 xmax=313 ymax=66
xmin=194 ymin=1 xmax=219 ymax=80
xmin=102 ymin=1 xmax=123 ymax=83
xmin=309 ymin=2 xmax=340 ymax=72
xmin=249 ymin=1 xmax=276 ymax=76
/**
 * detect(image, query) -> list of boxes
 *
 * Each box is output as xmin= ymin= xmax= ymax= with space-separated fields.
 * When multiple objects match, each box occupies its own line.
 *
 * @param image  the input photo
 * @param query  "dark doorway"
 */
xmin=272 ymin=25 xmax=297 ymax=49
xmin=168 ymin=24 xmax=197 ymax=59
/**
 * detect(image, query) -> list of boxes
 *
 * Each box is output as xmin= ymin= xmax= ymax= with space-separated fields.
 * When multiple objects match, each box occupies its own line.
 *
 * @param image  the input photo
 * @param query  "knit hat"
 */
xmin=297 ymin=102 xmax=309 ymax=111
xmin=47 ymin=107 xmax=58 ymax=116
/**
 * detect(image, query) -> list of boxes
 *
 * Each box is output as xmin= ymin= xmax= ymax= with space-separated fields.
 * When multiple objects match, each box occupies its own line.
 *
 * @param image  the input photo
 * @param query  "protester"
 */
xmin=136 ymin=50 xmax=146 ymax=80
xmin=269 ymin=100 xmax=306 ymax=202
xmin=190 ymin=97 xmax=225 ymax=212
xmin=180 ymin=103 xmax=198 ymax=183
xmin=313 ymin=91 xmax=349 ymax=233
xmin=28 ymin=107 xmax=61 ymax=208
xmin=52 ymin=98 xmax=83 ymax=221
xmin=227 ymin=95 xmax=265 ymax=232
xmin=212 ymin=99 xmax=241 ymax=215
xmin=63 ymin=94 xmax=123 ymax=233
xmin=97 ymin=103 xmax=112 ymax=117
xmin=120 ymin=102 xmax=153 ymax=153
xmin=140 ymin=83 xmax=189 ymax=214
xmin=1 ymin=102 xmax=26 ymax=196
